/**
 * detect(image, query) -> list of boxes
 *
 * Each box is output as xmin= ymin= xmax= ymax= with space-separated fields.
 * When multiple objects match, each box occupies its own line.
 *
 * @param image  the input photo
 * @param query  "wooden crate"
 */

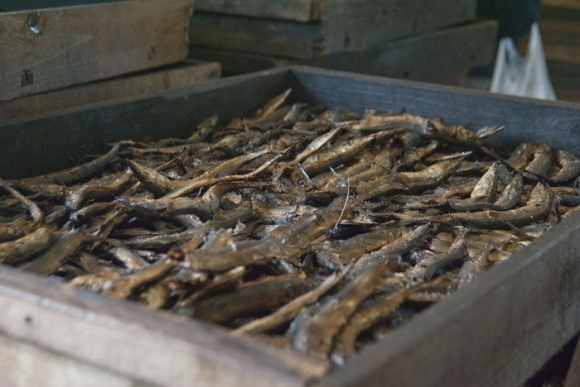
xmin=189 ymin=0 xmax=477 ymax=60
xmin=0 ymin=0 xmax=193 ymax=101
xmin=2 ymin=66 xmax=580 ymax=386
xmin=0 ymin=60 xmax=221 ymax=121
xmin=190 ymin=20 xmax=497 ymax=86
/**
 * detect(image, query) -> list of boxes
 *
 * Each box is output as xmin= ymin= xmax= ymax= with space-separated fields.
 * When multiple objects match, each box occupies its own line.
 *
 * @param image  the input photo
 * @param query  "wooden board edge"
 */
xmin=189 ymin=20 xmax=497 ymax=82
xmin=0 ymin=265 xmax=329 ymax=387
xmin=0 ymin=60 xmax=221 ymax=121
xmin=543 ymin=0 xmax=580 ymax=10
xmin=193 ymin=0 xmax=317 ymax=22
xmin=0 ymin=0 xmax=193 ymax=101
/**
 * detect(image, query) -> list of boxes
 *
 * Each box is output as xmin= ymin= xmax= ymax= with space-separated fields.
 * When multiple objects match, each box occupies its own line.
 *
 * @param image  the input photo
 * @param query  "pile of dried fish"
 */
xmin=1 ymin=89 xmax=580 ymax=363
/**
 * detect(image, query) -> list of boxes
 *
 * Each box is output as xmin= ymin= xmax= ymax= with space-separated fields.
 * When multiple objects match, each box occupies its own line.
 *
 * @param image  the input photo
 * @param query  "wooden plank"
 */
xmin=544 ymin=0 xmax=580 ymax=10
xmin=306 ymin=20 xmax=496 ymax=83
xmin=0 ymin=0 xmax=192 ymax=101
xmin=540 ymin=17 xmax=580 ymax=65
xmin=564 ymin=337 xmax=580 ymax=387
xmin=189 ymin=0 xmax=477 ymax=59
xmin=0 ymin=60 xmax=221 ymax=121
xmin=194 ymin=0 xmax=318 ymax=22
xmin=0 ymin=334 xmax=135 ymax=387
xmin=317 ymin=0 xmax=477 ymax=56
xmin=0 ymin=266 xmax=328 ymax=387
xmin=190 ymin=21 xmax=497 ymax=85
xmin=189 ymin=14 xmax=322 ymax=60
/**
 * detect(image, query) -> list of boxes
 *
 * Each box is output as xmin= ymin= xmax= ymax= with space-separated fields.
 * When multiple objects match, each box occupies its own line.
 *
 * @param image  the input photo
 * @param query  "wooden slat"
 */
xmin=317 ymin=0 xmax=476 ymax=57
xmin=194 ymin=0 xmax=318 ymax=22
xmin=190 ymin=21 xmax=496 ymax=85
xmin=190 ymin=14 xmax=322 ymax=60
xmin=189 ymin=0 xmax=477 ymax=59
xmin=0 ymin=266 xmax=328 ymax=387
xmin=0 ymin=60 xmax=221 ymax=121
xmin=304 ymin=20 xmax=496 ymax=83
xmin=0 ymin=334 xmax=135 ymax=387
xmin=0 ymin=0 xmax=192 ymax=101
xmin=540 ymin=17 xmax=580 ymax=65
xmin=543 ymin=0 xmax=580 ymax=10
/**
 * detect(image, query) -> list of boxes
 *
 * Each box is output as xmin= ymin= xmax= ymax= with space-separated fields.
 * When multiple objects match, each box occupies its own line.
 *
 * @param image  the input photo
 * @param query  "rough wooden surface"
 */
xmin=190 ymin=21 xmax=496 ymax=85
xmin=194 ymin=0 xmax=317 ymax=22
xmin=1 ymin=67 xmax=580 ymax=386
xmin=0 ymin=335 xmax=135 ymax=387
xmin=540 ymin=15 xmax=580 ymax=65
xmin=0 ymin=60 xmax=221 ymax=121
xmin=189 ymin=0 xmax=477 ymax=59
xmin=0 ymin=0 xmax=192 ymax=101
xmin=0 ymin=266 xmax=328 ymax=387
xmin=544 ymin=0 xmax=580 ymax=10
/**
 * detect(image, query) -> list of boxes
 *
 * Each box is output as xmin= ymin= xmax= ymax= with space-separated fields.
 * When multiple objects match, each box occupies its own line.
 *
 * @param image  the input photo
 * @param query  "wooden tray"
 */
xmin=0 ymin=0 xmax=192 ymax=101
xmin=1 ymin=66 xmax=580 ymax=386
xmin=189 ymin=0 xmax=477 ymax=59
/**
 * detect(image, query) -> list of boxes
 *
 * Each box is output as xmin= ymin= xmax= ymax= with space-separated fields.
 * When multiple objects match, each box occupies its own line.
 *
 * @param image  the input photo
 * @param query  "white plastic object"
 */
xmin=490 ymin=23 xmax=556 ymax=100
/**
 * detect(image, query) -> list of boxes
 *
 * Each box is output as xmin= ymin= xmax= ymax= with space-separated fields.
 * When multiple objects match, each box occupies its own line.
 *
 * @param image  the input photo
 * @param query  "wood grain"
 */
xmin=0 ymin=266 xmax=328 ymax=387
xmin=194 ymin=0 xmax=318 ymax=22
xmin=540 ymin=13 xmax=580 ymax=65
xmin=189 ymin=0 xmax=477 ymax=59
xmin=0 ymin=60 xmax=221 ymax=121
xmin=543 ymin=0 xmax=580 ymax=10
xmin=0 ymin=334 xmax=135 ymax=387
xmin=190 ymin=21 xmax=497 ymax=84
xmin=0 ymin=0 xmax=192 ymax=101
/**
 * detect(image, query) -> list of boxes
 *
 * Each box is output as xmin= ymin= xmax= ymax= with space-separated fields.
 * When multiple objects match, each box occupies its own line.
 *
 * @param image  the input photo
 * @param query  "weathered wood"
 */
xmin=0 ymin=0 xmax=192 ymax=101
xmin=194 ymin=0 xmax=318 ymax=22
xmin=189 ymin=0 xmax=477 ymax=59
xmin=540 ymin=16 xmax=580 ymax=65
xmin=0 ymin=266 xmax=328 ymax=387
xmin=0 ymin=334 xmax=135 ymax=387
xmin=0 ymin=60 xmax=221 ymax=121
xmin=1 ymin=67 xmax=580 ymax=385
xmin=544 ymin=0 xmax=580 ymax=10
xmin=190 ymin=21 xmax=497 ymax=84
xmin=564 ymin=337 xmax=580 ymax=387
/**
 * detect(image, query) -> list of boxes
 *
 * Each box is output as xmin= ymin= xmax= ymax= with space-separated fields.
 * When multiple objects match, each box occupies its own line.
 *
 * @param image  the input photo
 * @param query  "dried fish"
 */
xmin=177 ymin=276 xmax=320 ymax=325
xmin=0 ymin=96 xmax=575 ymax=363
xmin=293 ymin=258 xmax=392 ymax=356
xmin=233 ymin=264 xmax=352 ymax=335
xmin=15 ymin=143 xmax=121 ymax=185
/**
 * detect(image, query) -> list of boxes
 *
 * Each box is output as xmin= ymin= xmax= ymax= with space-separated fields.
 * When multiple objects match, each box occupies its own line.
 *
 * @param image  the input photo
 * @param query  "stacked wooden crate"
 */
xmin=0 ymin=0 xmax=221 ymax=120
xmin=189 ymin=0 xmax=497 ymax=85
xmin=540 ymin=0 xmax=580 ymax=103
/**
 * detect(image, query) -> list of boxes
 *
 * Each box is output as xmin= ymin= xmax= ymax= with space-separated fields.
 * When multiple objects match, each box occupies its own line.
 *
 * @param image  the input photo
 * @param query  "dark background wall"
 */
xmin=0 ymin=0 xmax=119 ymax=11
